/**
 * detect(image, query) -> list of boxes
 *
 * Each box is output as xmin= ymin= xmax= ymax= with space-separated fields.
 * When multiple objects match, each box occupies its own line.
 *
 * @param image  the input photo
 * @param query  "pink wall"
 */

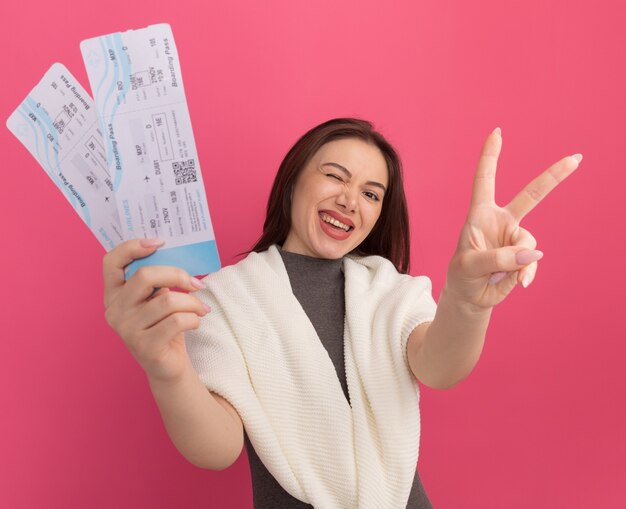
xmin=1 ymin=1 xmax=624 ymax=507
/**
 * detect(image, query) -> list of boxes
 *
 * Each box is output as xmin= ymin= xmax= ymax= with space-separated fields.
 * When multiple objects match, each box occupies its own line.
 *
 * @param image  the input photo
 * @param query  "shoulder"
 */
xmin=344 ymin=253 xmax=431 ymax=291
xmin=343 ymin=254 xmax=435 ymax=317
xmin=201 ymin=245 xmax=284 ymax=286
xmin=196 ymin=245 xmax=289 ymax=309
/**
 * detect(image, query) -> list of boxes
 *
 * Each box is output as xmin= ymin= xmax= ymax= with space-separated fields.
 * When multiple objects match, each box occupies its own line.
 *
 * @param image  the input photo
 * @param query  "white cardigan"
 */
xmin=185 ymin=245 xmax=437 ymax=508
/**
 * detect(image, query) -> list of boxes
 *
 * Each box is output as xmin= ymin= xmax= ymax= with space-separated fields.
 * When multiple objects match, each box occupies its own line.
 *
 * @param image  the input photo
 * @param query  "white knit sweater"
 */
xmin=185 ymin=245 xmax=437 ymax=508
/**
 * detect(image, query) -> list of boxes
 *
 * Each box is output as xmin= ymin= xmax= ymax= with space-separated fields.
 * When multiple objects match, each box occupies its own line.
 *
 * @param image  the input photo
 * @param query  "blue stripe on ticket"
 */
xmin=125 ymin=240 xmax=221 ymax=279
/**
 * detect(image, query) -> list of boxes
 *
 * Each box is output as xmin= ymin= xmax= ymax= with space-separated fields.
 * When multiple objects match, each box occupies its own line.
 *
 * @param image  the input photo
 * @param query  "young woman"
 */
xmin=102 ymin=118 xmax=581 ymax=508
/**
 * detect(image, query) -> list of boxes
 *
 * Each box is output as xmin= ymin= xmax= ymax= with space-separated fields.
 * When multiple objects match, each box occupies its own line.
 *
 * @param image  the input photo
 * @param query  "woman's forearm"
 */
xmin=146 ymin=360 xmax=243 ymax=470
xmin=413 ymin=287 xmax=493 ymax=389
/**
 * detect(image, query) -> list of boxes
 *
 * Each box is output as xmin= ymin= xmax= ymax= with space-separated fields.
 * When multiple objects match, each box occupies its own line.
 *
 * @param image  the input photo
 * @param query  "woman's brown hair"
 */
xmin=251 ymin=118 xmax=411 ymax=273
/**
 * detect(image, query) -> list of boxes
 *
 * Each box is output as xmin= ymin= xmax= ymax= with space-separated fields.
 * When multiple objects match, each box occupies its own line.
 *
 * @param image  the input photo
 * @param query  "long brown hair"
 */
xmin=251 ymin=118 xmax=411 ymax=273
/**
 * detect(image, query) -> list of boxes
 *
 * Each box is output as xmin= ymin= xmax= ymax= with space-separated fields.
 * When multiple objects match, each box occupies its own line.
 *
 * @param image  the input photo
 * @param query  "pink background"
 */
xmin=1 ymin=1 xmax=624 ymax=507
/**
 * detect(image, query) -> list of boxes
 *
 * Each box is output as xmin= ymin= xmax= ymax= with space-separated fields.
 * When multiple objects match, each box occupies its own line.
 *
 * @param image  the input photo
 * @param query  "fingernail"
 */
xmin=140 ymin=238 xmax=165 ymax=248
xmin=489 ymin=271 xmax=507 ymax=284
xmin=571 ymin=153 xmax=583 ymax=163
xmin=202 ymin=304 xmax=211 ymax=313
xmin=516 ymin=249 xmax=543 ymax=265
xmin=190 ymin=276 xmax=206 ymax=290
xmin=492 ymin=127 xmax=502 ymax=136
xmin=521 ymin=274 xmax=532 ymax=288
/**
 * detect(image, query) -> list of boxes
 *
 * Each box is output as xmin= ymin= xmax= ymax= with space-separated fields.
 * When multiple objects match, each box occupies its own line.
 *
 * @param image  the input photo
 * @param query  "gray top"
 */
xmin=243 ymin=248 xmax=433 ymax=508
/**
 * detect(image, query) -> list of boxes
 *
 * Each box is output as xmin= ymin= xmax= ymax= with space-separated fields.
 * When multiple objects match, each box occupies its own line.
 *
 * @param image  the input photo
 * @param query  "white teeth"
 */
xmin=321 ymin=213 xmax=350 ymax=232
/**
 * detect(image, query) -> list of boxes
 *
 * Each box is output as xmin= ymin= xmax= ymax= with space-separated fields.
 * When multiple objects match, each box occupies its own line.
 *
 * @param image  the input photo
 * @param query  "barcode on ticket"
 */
xmin=172 ymin=159 xmax=197 ymax=185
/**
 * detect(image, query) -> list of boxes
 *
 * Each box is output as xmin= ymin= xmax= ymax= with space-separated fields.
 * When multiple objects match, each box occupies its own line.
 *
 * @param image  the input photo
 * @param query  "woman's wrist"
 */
xmin=145 ymin=357 xmax=193 ymax=394
xmin=438 ymin=283 xmax=494 ymax=319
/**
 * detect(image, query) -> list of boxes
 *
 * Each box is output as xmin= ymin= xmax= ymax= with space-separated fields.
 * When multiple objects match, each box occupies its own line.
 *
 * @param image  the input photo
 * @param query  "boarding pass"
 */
xmin=6 ymin=63 xmax=124 ymax=251
xmin=7 ymin=24 xmax=220 ymax=278
xmin=79 ymin=23 xmax=220 ymax=277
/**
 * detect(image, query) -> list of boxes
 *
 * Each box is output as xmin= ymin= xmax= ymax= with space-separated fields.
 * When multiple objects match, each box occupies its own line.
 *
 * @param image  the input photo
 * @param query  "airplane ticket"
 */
xmin=6 ymin=63 xmax=124 ymax=251
xmin=80 ymin=23 xmax=220 ymax=277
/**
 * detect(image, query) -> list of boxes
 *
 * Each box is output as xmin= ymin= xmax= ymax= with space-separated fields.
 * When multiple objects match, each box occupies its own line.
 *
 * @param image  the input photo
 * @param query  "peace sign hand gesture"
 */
xmin=445 ymin=128 xmax=582 ymax=310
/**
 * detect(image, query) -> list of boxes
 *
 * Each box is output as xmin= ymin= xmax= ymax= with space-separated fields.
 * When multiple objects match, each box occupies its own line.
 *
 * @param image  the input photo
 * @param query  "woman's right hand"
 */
xmin=103 ymin=238 xmax=211 ymax=384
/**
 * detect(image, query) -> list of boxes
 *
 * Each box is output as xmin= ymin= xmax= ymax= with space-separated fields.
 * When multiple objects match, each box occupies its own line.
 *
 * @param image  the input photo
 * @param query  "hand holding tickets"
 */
xmin=7 ymin=24 xmax=220 ymax=278
xmin=103 ymin=238 xmax=211 ymax=384
xmin=445 ymin=128 xmax=582 ymax=309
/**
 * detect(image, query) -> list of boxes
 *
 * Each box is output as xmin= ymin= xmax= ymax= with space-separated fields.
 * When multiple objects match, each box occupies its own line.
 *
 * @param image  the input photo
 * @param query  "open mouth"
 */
xmin=319 ymin=212 xmax=353 ymax=232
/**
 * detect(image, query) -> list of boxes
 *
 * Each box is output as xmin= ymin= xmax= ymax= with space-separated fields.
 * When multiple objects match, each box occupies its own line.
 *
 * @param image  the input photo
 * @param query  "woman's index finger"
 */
xmin=103 ymin=238 xmax=165 ymax=301
xmin=505 ymin=154 xmax=582 ymax=222
xmin=470 ymin=128 xmax=502 ymax=209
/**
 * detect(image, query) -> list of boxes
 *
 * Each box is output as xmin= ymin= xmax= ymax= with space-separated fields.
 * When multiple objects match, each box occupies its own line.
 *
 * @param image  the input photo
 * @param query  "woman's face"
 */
xmin=283 ymin=137 xmax=389 ymax=259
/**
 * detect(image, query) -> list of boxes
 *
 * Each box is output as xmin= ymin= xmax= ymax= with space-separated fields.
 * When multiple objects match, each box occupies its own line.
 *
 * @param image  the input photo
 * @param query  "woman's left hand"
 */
xmin=445 ymin=128 xmax=582 ymax=310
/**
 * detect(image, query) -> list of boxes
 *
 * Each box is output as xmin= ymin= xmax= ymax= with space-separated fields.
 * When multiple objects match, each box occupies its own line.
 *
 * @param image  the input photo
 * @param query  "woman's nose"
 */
xmin=336 ymin=183 xmax=358 ymax=212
